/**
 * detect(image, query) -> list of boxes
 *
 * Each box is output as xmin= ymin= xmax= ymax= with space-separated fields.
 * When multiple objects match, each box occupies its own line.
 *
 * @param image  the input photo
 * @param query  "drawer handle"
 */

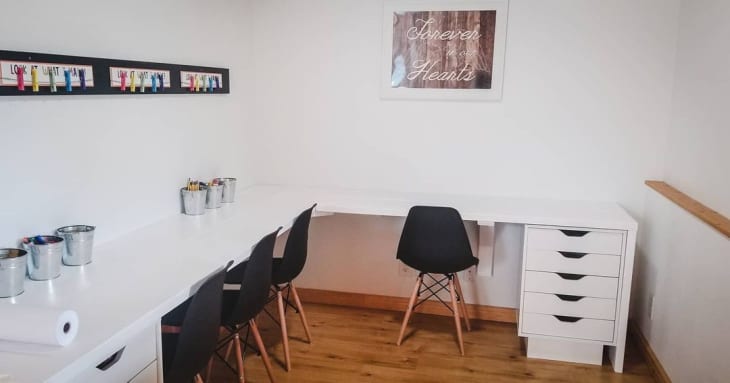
xmin=96 ymin=347 xmax=125 ymax=371
xmin=555 ymin=294 xmax=585 ymax=302
xmin=558 ymin=251 xmax=587 ymax=259
xmin=559 ymin=230 xmax=589 ymax=237
xmin=557 ymin=272 xmax=585 ymax=280
xmin=554 ymin=315 xmax=582 ymax=323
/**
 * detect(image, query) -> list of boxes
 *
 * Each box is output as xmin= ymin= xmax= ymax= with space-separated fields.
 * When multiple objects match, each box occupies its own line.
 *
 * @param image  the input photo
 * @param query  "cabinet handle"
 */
xmin=555 ymin=294 xmax=584 ymax=302
xmin=96 ymin=347 xmax=125 ymax=371
xmin=559 ymin=230 xmax=589 ymax=237
xmin=558 ymin=251 xmax=588 ymax=259
xmin=557 ymin=273 xmax=585 ymax=280
xmin=554 ymin=315 xmax=582 ymax=323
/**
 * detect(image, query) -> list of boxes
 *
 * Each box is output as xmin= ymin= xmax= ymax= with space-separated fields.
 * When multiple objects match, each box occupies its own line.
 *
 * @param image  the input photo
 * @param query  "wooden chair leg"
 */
xmin=224 ymin=338 xmax=234 ymax=363
xmin=276 ymin=290 xmax=292 ymax=371
xmin=449 ymin=278 xmax=465 ymax=356
xmin=195 ymin=374 xmax=204 ymax=383
xmin=250 ymin=319 xmax=276 ymax=383
xmin=397 ymin=276 xmax=422 ymax=346
xmin=289 ymin=283 xmax=312 ymax=343
xmin=234 ymin=334 xmax=245 ymax=382
xmin=453 ymin=274 xmax=472 ymax=331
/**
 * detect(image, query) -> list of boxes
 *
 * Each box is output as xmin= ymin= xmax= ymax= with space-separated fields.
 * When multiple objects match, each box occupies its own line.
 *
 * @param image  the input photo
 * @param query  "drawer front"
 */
xmin=521 ymin=312 xmax=614 ymax=342
xmin=524 ymin=271 xmax=618 ymax=299
xmin=525 ymin=250 xmax=621 ymax=277
xmin=70 ymin=325 xmax=157 ymax=383
xmin=129 ymin=361 xmax=159 ymax=383
xmin=527 ymin=228 xmax=624 ymax=255
xmin=523 ymin=292 xmax=616 ymax=320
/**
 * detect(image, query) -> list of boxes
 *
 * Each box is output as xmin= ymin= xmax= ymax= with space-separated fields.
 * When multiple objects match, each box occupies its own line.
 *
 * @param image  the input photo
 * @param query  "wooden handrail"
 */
xmin=645 ymin=180 xmax=730 ymax=238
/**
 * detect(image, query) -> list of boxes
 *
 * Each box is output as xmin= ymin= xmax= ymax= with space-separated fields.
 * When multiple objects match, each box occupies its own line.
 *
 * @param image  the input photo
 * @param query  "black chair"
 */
xmin=216 ymin=228 xmax=281 ymax=383
xmin=226 ymin=204 xmax=316 ymax=372
xmin=395 ymin=206 xmax=478 ymax=355
xmin=161 ymin=262 xmax=230 ymax=383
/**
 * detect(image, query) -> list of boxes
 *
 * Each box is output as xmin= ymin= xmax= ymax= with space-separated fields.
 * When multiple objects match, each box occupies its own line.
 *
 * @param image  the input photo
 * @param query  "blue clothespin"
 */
xmin=79 ymin=69 xmax=86 ymax=91
xmin=151 ymin=73 xmax=158 ymax=93
xmin=64 ymin=69 xmax=72 ymax=92
xmin=208 ymin=76 xmax=214 ymax=93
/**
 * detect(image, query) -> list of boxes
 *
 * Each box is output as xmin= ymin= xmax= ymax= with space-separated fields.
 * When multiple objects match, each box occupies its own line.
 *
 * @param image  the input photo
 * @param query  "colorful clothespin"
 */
xmin=79 ymin=69 xmax=86 ymax=91
xmin=151 ymin=73 xmax=158 ymax=93
xmin=189 ymin=74 xmax=195 ymax=92
xmin=194 ymin=75 xmax=200 ymax=92
xmin=139 ymin=73 xmax=146 ymax=93
xmin=64 ymin=69 xmax=72 ymax=92
xmin=120 ymin=71 xmax=127 ymax=91
xmin=208 ymin=76 xmax=214 ymax=93
xmin=202 ymin=75 xmax=208 ymax=92
xmin=157 ymin=73 xmax=164 ymax=91
xmin=215 ymin=76 xmax=220 ymax=89
xmin=130 ymin=71 xmax=136 ymax=93
xmin=31 ymin=67 xmax=39 ymax=92
xmin=49 ymin=69 xmax=57 ymax=93
xmin=16 ymin=67 xmax=25 ymax=91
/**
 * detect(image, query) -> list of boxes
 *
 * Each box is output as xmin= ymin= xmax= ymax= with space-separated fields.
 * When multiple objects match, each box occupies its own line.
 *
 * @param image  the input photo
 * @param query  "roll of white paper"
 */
xmin=0 ymin=306 xmax=79 ymax=346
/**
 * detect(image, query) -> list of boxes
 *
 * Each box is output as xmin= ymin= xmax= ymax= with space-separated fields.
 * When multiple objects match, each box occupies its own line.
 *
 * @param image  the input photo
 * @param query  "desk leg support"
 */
xmin=476 ymin=222 xmax=495 ymax=277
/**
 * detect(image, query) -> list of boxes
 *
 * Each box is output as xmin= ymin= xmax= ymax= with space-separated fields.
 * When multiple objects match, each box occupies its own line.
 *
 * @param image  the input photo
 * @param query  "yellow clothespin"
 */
xmin=130 ymin=71 xmax=137 ymax=93
xmin=31 ymin=67 xmax=39 ymax=92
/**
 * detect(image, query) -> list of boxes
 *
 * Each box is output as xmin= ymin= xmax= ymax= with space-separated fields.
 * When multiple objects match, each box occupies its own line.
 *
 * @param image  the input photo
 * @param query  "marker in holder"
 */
xmin=64 ymin=69 xmax=72 ymax=92
xmin=120 ymin=71 xmax=127 ymax=91
xmin=31 ymin=67 xmax=39 ymax=92
xmin=79 ymin=69 xmax=86 ymax=91
xmin=16 ymin=67 xmax=25 ymax=91
xmin=49 ymin=69 xmax=57 ymax=93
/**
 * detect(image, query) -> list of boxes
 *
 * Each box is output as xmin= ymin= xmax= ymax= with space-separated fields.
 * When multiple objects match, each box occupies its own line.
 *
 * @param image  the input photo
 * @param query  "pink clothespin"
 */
xmin=189 ymin=74 xmax=195 ymax=92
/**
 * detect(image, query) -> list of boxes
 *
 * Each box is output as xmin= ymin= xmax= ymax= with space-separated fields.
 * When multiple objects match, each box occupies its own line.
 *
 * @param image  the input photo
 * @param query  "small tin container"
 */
xmin=56 ymin=225 xmax=95 ymax=266
xmin=23 ymin=236 xmax=64 ymax=281
xmin=220 ymin=178 xmax=237 ymax=203
xmin=181 ymin=188 xmax=207 ymax=215
xmin=0 ymin=248 xmax=28 ymax=297
xmin=206 ymin=184 xmax=222 ymax=209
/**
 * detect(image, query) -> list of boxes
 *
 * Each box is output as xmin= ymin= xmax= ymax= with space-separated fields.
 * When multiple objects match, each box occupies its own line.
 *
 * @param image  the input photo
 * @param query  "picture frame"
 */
xmin=380 ymin=0 xmax=509 ymax=101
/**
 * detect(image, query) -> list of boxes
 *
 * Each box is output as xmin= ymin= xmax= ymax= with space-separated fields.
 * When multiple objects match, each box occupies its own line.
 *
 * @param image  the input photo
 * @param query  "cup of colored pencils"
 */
xmin=181 ymin=178 xmax=207 ymax=215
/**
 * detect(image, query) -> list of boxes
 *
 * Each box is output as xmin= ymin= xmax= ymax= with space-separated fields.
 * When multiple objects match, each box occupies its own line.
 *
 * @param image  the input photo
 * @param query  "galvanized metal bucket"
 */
xmin=56 ymin=225 xmax=95 ymax=266
xmin=206 ymin=184 xmax=222 ymax=209
xmin=220 ymin=178 xmax=237 ymax=203
xmin=23 ymin=236 xmax=64 ymax=281
xmin=0 ymin=248 xmax=27 ymax=297
xmin=181 ymin=188 xmax=207 ymax=215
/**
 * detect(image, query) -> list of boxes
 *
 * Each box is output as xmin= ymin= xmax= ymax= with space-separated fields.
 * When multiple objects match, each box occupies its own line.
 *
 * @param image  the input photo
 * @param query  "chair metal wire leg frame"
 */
xmin=396 ymin=273 xmax=466 ymax=355
xmin=213 ymin=323 xmax=275 ymax=383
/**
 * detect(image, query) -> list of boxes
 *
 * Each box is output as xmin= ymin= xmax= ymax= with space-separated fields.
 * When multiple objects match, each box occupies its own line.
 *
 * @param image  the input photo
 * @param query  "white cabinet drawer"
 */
xmin=524 ymin=271 xmax=618 ymax=299
xmin=523 ymin=292 xmax=616 ymax=320
xmin=526 ymin=228 xmax=624 ymax=255
xmin=70 ymin=325 xmax=157 ymax=383
xmin=129 ymin=361 xmax=159 ymax=383
xmin=525 ymin=250 xmax=621 ymax=277
xmin=521 ymin=312 xmax=614 ymax=342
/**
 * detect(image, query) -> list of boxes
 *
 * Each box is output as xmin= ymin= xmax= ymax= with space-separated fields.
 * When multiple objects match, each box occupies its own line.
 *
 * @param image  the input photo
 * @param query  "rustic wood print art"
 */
xmin=391 ymin=10 xmax=497 ymax=90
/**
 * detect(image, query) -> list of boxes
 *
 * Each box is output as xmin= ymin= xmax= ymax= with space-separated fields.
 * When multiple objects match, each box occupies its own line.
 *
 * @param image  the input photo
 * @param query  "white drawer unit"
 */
xmin=69 ymin=325 xmax=158 ymax=383
xmin=525 ymin=249 xmax=621 ymax=277
xmin=523 ymin=292 xmax=616 ymax=320
xmin=520 ymin=225 xmax=628 ymax=366
xmin=526 ymin=227 xmax=624 ymax=255
xmin=521 ymin=312 xmax=615 ymax=342
xmin=523 ymin=270 xmax=618 ymax=299
xmin=129 ymin=361 xmax=159 ymax=383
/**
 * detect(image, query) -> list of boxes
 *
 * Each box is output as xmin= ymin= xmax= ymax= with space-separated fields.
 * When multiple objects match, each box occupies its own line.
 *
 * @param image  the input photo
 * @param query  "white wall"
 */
xmin=634 ymin=0 xmax=730 ymax=381
xmin=250 ymin=0 xmax=681 ymax=306
xmin=0 ymin=0 xmax=254 ymax=246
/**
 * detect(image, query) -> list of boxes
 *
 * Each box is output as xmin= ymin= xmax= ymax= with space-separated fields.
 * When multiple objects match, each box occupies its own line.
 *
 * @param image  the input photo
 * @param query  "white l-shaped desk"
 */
xmin=0 ymin=185 xmax=637 ymax=382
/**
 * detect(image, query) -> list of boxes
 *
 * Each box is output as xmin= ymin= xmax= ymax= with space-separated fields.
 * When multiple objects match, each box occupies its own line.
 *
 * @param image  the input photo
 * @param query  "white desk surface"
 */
xmin=0 ymin=185 xmax=637 ymax=382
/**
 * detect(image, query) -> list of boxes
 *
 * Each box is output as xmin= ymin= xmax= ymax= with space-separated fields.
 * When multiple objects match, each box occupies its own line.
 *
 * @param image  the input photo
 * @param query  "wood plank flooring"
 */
xmin=210 ymin=303 xmax=654 ymax=382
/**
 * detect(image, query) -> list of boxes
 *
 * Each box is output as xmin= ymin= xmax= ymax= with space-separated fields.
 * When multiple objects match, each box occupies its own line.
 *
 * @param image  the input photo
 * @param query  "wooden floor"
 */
xmin=210 ymin=303 xmax=655 ymax=383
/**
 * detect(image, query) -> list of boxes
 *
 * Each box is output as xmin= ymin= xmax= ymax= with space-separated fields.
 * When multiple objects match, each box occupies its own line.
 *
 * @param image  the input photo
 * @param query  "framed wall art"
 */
xmin=381 ymin=0 xmax=509 ymax=101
